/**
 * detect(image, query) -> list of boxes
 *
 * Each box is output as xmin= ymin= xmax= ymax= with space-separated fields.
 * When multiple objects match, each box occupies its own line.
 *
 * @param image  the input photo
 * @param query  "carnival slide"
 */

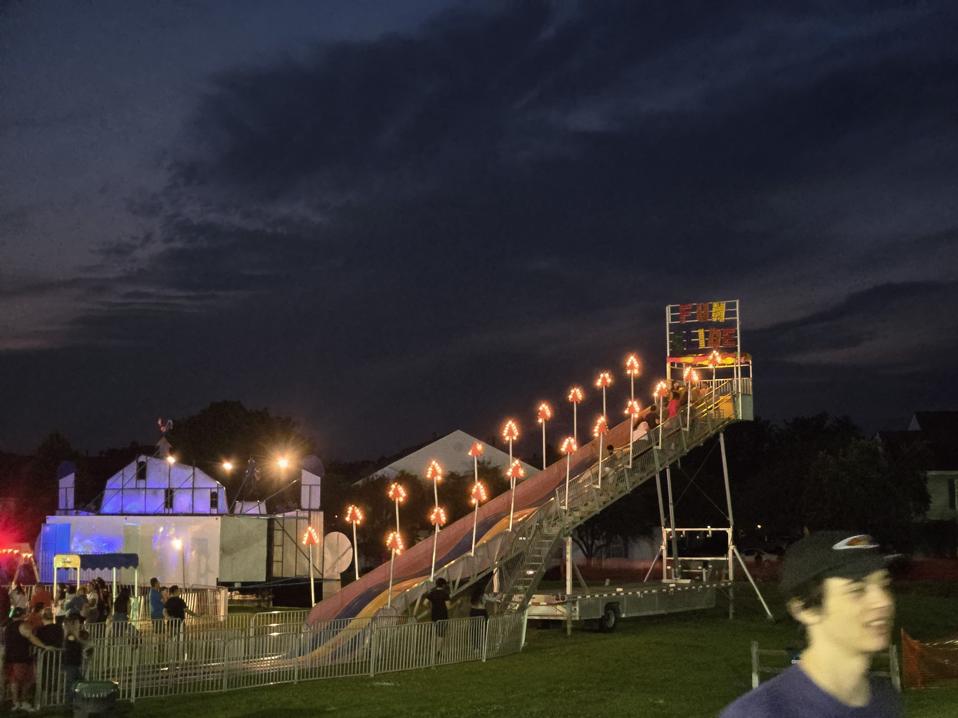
xmin=307 ymin=417 xmax=640 ymax=625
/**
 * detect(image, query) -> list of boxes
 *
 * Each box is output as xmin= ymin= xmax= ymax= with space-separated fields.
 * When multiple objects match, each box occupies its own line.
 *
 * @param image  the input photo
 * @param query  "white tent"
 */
xmin=99 ymin=455 xmax=227 ymax=515
xmin=358 ymin=430 xmax=538 ymax=485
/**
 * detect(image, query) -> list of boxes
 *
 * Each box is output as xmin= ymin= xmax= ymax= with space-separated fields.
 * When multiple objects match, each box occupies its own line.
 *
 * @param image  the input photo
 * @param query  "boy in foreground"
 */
xmin=721 ymin=531 xmax=901 ymax=717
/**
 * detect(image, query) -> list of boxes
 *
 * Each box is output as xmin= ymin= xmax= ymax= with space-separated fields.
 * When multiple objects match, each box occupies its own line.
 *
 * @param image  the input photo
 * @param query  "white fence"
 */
xmin=6 ymin=611 xmax=527 ymax=710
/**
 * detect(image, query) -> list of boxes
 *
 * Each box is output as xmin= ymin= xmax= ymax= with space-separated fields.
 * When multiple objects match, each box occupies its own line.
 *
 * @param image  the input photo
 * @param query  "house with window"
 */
xmin=879 ymin=411 xmax=958 ymax=556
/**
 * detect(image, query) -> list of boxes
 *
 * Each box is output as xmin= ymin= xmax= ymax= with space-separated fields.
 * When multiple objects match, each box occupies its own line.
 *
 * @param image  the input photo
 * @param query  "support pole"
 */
xmin=352 ymin=523 xmax=359 ymax=581
xmin=308 ymin=543 xmax=316 ymax=606
xmin=541 ymin=423 xmax=547 ymax=472
xmin=387 ymin=550 xmax=395 ymax=608
xmin=665 ymin=466 xmax=679 ymax=580
xmin=719 ymin=431 xmax=735 ymax=618
xmin=597 ymin=434 xmax=604 ymax=489
xmin=471 ymin=502 xmax=479 ymax=555
xmin=731 ymin=545 xmax=774 ymax=621
xmin=642 ymin=544 xmax=663 ymax=583
xmin=430 ymin=525 xmax=439 ymax=580
xmin=565 ymin=536 xmax=573 ymax=637
xmin=653 ymin=470 xmax=667 ymax=581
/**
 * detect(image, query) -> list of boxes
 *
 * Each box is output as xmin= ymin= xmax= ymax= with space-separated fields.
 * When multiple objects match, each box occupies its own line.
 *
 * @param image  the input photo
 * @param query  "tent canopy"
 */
xmin=54 ymin=553 xmax=140 ymax=570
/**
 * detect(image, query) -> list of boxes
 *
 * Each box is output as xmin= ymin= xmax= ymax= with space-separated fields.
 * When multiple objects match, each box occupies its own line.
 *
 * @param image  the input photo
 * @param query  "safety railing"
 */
xmin=26 ymin=611 xmax=526 ymax=710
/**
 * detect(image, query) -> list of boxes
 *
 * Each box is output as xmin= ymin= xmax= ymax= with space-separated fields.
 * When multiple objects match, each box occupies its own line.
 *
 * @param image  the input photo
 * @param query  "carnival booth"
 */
xmin=53 ymin=552 xmax=140 ymax=611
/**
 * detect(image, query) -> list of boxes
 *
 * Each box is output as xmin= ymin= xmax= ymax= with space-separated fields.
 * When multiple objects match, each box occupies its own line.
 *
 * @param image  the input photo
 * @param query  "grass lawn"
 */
xmin=122 ymin=582 xmax=958 ymax=717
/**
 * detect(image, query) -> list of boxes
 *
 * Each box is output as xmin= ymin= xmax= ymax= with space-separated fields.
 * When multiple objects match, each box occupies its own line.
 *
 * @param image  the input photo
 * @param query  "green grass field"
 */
xmin=124 ymin=582 xmax=958 ymax=717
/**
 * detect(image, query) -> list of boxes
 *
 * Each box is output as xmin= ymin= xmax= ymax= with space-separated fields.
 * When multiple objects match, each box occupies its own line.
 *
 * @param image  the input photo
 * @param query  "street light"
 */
xmin=567 ymin=386 xmax=584 ymax=444
xmin=536 ymin=402 xmax=552 ymax=471
xmin=506 ymin=459 xmax=525 ymax=532
xmin=593 ymin=416 xmax=609 ymax=489
xmin=222 ymin=460 xmax=234 ymax=473
xmin=625 ymin=354 xmax=641 ymax=404
xmin=344 ymin=505 xmax=364 ymax=581
xmin=595 ymin=371 xmax=613 ymax=416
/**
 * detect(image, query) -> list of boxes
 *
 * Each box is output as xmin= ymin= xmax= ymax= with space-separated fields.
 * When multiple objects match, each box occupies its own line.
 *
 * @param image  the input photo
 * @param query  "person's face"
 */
xmin=800 ymin=570 xmax=894 ymax=656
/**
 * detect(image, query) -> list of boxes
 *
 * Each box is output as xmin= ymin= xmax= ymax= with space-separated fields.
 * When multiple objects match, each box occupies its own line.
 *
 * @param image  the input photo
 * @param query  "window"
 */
xmin=164 ymin=488 xmax=174 ymax=510
xmin=136 ymin=460 xmax=147 ymax=481
xmin=210 ymin=490 xmax=218 ymax=511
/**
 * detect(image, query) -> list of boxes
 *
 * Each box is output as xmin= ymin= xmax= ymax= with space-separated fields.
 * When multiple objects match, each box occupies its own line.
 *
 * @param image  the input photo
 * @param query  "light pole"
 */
xmin=683 ymin=367 xmax=699 ymax=429
xmin=387 ymin=482 xmax=406 ymax=533
xmin=468 ymin=441 xmax=483 ymax=485
xmin=501 ymin=419 xmax=519 ymax=468
xmin=425 ymin=460 xmax=443 ymax=512
xmin=344 ymin=505 xmax=364 ymax=581
xmin=166 ymin=455 xmax=176 ymax=513
xmin=536 ymin=402 xmax=552 ymax=471
xmin=506 ymin=459 xmax=525 ymax=531
xmin=593 ymin=416 xmax=608 ymax=489
xmin=429 ymin=505 xmax=447 ymax=580
xmin=302 ymin=526 xmax=319 ymax=605
xmin=469 ymin=481 xmax=488 ymax=555
xmin=625 ymin=399 xmax=641 ymax=468
xmin=708 ymin=350 xmax=721 ymax=410
xmin=595 ymin=371 xmax=613 ymax=417
xmin=653 ymin=381 xmax=669 ymax=447
xmin=625 ymin=354 xmax=641 ymax=404
xmin=385 ymin=531 xmax=403 ymax=608
xmin=567 ymin=386 xmax=584 ymax=444
xmin=560 ymin=437 xmax=577 ymax=509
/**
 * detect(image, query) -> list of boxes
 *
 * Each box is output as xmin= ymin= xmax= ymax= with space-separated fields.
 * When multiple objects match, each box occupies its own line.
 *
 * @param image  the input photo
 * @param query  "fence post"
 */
xmin=131 ymin=644 xmax=138 ymax=703
xmin=221 ymin=636 xmax=230 ymax=693
xmin=520 ymin=609 xmax=529 ymax=650
xmin=482 ymin=616 xmax=491 ymax=662
xmin=750 ymin=641 xmax=760 ymax=689
xmin=369 ymin=623 xmax=378 ymax=677
xmin=294 ymin=632 xmax=302 ymax=684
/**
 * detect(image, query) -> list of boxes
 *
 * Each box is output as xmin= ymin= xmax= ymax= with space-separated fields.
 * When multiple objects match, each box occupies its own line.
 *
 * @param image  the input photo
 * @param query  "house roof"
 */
xmin=879 ymin=411 xmax=958 ymax=470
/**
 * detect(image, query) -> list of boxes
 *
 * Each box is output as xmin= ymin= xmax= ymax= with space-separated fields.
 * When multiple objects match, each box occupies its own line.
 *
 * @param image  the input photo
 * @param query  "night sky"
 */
xmin=2 ymin=1 xmax=957 ymax=461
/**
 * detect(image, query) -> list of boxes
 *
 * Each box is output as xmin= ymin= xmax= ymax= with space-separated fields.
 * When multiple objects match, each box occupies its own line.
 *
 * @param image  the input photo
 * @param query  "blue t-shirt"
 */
xmin=721 ymin=665 xmax=902 ymax=718
xmin=149 ymin=588 xmax=165 ymax=619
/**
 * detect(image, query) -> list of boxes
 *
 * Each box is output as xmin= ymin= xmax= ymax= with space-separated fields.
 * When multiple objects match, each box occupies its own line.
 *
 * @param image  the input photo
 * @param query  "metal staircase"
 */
xmin=390 ymin=379 xmax=750 ymax=617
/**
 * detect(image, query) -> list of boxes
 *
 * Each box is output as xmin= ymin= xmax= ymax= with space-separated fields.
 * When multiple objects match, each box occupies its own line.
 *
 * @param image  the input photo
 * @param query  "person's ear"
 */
xmin=787 ymin=597 xmax=821 ymax=627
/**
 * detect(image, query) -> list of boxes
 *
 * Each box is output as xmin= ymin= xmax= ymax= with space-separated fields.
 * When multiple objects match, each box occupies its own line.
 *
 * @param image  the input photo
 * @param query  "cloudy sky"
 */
xmin=2 ymin=1 xmax=957 ymax=460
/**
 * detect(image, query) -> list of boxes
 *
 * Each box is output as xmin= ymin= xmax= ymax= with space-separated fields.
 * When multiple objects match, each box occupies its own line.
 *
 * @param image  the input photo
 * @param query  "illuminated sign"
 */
xmin=667 ymin=300 xmax=741 ymax=358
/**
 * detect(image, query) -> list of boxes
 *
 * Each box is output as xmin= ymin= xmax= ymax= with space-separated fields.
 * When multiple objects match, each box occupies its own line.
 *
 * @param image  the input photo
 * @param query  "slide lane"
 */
xmin=309 ymin=418 xmax=638 ymax=623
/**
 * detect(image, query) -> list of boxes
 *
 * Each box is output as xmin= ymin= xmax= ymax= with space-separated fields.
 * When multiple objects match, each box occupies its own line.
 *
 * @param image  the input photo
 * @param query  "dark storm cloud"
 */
xmin=3 ymin=1 xmax=958 ymax=455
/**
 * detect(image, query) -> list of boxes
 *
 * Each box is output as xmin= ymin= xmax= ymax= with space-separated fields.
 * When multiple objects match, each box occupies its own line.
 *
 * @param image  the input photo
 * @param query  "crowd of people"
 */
xmin=1 ymin=577 xmax=199 ymax=711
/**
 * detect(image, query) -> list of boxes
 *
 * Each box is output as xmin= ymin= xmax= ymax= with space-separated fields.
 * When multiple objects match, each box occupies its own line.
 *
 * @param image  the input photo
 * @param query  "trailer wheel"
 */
xmin=599 ymin=604 xmax=620 ymax=633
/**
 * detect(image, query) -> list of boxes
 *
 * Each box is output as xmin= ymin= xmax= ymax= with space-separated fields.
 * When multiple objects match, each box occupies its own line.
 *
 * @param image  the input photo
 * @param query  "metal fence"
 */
xmin=13 ymin=610 xmax=527 ymax=710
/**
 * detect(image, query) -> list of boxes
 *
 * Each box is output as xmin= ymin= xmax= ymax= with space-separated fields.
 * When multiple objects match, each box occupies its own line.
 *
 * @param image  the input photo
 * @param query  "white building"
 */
xmin=38 ymin=454 xmax=329 ymax=587
xmin=357 ymin=429 xmax=538 ymax=485
xmin=98 ymin=455 xmax=228 ymax=515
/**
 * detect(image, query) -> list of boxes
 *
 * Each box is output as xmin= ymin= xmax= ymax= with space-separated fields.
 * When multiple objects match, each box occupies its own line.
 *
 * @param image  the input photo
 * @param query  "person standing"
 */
xmin=64 ymin=585 xmax=87 ymax=616
xmin=61 ymin=614 xmax=89 ymax=706
xmin=164 ymin=585 xmax=199 ymax=633
xmin=720 ymin=531 xmax=901 ymax=717
xmin=3 ymin=606 xmax=49 ymax=712
xmin=148 ymin=577 xmax=165 ymax=621
xmin=425 ymin=577 xmax=451 ymax=657
xmin=35 ymin=609 xmax=63 ymax=648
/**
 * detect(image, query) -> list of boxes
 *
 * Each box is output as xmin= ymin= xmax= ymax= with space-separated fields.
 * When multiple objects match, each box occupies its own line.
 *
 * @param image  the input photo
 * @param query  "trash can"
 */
xmin=73 ymin=680 xmax=119 ymax=717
